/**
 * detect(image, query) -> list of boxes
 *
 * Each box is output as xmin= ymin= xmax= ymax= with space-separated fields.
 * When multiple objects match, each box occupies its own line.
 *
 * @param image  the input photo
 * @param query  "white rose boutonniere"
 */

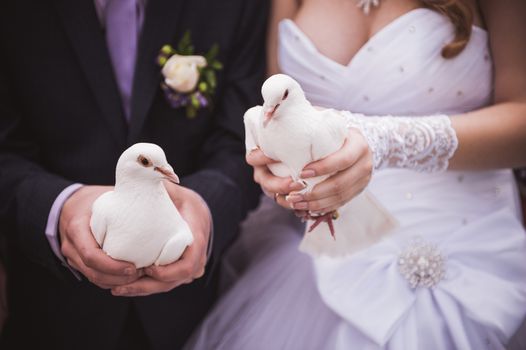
xmin=162 ymin=55 xmax=207 ymax=93
xmin=157 ymin=31 xmax=222 ymax=118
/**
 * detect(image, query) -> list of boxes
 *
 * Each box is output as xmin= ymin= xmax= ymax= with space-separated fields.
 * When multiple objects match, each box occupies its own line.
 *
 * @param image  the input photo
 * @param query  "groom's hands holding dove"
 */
xmin=59 ymin=180 xmax=211 ymax=297
xmin=59 ymin=185 xmax=141 ymax=289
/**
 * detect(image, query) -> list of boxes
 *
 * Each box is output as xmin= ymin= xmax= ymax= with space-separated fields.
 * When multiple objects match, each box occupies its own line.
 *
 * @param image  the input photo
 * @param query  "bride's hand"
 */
xmin=288 ymin=129 xmax=373 ymax=214
xmin=246 ymin=149 xmax=305 ymax=209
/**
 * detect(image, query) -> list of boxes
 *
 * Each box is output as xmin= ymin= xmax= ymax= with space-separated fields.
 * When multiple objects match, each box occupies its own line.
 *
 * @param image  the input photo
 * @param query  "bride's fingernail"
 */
xmin=285 ymin=194 xmax=303 ymax=203
xmin=289 ymin=182 xmax=304 ymax=190
xmin=294 ymin=202 xmax=308 ymax=210
xmin=300 ymin=170 xmax=316 ymax=178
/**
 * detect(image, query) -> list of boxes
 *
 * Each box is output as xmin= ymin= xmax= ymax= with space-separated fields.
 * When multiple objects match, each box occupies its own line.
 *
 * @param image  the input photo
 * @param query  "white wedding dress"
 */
xmin=186 ymin=9 xmax=526 ymax=350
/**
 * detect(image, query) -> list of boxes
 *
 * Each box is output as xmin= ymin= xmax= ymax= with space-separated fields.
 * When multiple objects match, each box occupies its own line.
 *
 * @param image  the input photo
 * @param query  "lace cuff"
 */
xmin=344 ymin=112 xmax=458 ymax=172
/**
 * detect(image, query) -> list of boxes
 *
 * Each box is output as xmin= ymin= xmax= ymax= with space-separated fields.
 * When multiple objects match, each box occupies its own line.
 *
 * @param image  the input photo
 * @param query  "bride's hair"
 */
xmin=420 ymin=0 xmax=474 ymax=58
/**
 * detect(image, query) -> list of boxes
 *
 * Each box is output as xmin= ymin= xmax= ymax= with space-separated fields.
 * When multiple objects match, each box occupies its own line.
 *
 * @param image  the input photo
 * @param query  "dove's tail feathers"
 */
xmin=243 ymin=106 xmax=263 ymax=154
xmin=299 ymin=191 xmax=398 ymax=258
xmin=309 ymin=108 xmax=349 ymax=161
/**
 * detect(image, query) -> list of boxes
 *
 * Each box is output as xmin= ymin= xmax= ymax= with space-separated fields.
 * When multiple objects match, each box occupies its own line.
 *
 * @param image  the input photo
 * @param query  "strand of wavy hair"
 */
xmin=421 ymin=0 xmax=474 ymax=58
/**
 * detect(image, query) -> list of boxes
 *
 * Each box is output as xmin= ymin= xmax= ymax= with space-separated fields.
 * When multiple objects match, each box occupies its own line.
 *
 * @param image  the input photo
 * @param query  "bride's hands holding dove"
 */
xmin=246 ymin=126 xmax=373 ymax=216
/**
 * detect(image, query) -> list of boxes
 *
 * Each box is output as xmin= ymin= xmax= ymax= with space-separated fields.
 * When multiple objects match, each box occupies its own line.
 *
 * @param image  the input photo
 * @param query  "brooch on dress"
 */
xmin=398 ymin=238 xmax=446 ymax=288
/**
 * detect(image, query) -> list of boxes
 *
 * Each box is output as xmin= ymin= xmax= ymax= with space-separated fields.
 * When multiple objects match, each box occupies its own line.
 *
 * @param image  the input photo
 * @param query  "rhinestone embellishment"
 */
xmin=356 ymin=0 xmax=381 ymax=15
xmin=398 ymin=239 xmax=445 ymax=288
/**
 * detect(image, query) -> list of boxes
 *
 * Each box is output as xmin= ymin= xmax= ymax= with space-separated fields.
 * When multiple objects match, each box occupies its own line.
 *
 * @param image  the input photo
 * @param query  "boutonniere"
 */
xmin=157 ymin=31 xmax=223 ymax=118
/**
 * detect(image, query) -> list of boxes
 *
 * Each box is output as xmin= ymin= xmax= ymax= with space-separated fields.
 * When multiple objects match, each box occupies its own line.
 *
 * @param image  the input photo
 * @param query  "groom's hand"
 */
xmin=111 ymin=183 xmax=211 ymax=297
xmin=59 ymin=186 xmax=143 ymax=289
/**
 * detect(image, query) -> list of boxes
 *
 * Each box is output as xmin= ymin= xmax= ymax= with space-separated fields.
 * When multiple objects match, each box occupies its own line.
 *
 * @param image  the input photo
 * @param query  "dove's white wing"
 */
xmin=244 ymin=105 xmax=293 ymax=179
xmin=310 ymin=108 xmax=348 ymax=161
xmin=296 ymin=109 xmax=348 ymax=192
xmin=243 ymin=106 xmax=263 ymax=154
xmin=90 ymin=191 xmax=113 ymax=247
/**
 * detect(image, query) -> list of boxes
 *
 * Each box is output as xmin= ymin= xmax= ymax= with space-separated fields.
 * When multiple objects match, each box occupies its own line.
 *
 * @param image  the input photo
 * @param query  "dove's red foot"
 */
xmin=307 ymin=211 xmax=339 ymax=239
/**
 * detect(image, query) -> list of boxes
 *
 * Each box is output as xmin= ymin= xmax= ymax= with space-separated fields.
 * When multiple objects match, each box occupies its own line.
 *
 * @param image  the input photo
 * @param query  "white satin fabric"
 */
xmin=186 ymin=9 xmax=526 ymax=350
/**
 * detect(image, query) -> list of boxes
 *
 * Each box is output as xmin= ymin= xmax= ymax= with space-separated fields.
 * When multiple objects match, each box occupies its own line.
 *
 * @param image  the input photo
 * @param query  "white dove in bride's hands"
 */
xmin=245 ymin=74 xmax=349 ymax=236
xmin=244 ymin=74 xmax=397 ymax=257
xmin=90 ymin=143 xmax=194 ymax=268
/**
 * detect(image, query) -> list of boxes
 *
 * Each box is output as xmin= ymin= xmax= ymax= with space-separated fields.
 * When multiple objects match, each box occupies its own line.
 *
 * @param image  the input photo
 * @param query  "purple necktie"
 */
xmin=105 ymin=0 xmax=140 ymax=120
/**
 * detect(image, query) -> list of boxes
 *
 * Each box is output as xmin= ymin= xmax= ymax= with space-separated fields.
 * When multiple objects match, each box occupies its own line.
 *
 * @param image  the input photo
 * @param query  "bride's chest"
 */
xmin=294 ymin=0 xmax=424 ymax=66
xmin=278 ymin=9 xmax=492 ymax=115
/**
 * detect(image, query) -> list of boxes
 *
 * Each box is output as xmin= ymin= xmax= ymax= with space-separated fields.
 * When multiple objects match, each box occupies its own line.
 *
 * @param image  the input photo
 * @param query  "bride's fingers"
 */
xmin=275 ymin=193 xmax=295 ymax=209
xmin=301 ymin=139 xmax=363 ymax=178
xmin=292 ymin=189 xmax=351 ymax=214
xmin=246 ymin=149 xmax=278 ymax=166
xmin=304 ymin=157 xmax=372 ymax=202
xmin=254 ymin=166 xmax=304 ymax=194
xmin=292 ymin=178 xmax=368 ymax=214
xmin=291 ymin=171 xmax=370 ymax=213
xmin=307 ymin=186 xmax=363 ymax=215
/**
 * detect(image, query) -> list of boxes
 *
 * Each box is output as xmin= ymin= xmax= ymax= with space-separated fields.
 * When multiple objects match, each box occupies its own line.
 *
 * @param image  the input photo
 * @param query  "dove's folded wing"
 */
xmin=90 ymin=192 xmax=112 ymax=247
xmin=243 ymin=106 xmax=262 ymax=154
xmin=310 ymin=109 xmax=348 ymax=161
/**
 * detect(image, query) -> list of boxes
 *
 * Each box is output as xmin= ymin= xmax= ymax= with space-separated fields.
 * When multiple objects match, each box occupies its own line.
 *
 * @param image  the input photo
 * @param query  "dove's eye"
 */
xmin=137 ymin=155 xmax=152 ymax=167
xmin=283 ymin=89 xmax=289 ymax=100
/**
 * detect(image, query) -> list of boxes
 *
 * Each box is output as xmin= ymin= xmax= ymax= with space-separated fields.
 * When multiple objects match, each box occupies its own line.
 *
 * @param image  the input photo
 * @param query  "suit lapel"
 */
xmin=128 ymin=0 xmax=187 ymax=144
xmin=53 ymin=0 xmax=127 ymax=145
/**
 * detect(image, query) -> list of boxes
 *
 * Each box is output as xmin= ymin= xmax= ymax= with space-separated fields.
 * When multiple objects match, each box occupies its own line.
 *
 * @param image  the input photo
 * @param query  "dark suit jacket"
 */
xmin=0 ymin=0 xmax=266 ymax=348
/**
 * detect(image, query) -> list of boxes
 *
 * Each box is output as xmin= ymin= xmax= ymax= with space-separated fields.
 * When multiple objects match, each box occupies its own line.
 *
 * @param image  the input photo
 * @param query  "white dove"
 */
xmin=90 ymin=143 xmax=194 ymax=268
xmin=244 ymin=74 xmax=397 ymax=257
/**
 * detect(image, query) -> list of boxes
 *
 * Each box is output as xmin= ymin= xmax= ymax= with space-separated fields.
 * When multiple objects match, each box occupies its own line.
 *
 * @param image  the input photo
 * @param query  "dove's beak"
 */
xmin=154 ymin=166 xmax=180 ymax=184
xmin=263 ymin=104 xmax=280 ymax=128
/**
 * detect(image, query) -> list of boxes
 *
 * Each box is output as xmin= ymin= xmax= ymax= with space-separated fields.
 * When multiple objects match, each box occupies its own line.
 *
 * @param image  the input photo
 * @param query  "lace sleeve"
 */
xmin=344 ymin=112 xmax=458 ymax=172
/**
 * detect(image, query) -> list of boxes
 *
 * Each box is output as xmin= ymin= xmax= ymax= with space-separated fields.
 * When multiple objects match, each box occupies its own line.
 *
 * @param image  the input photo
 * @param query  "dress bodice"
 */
xmin=278 ymin=8 xmax=492 ymax=116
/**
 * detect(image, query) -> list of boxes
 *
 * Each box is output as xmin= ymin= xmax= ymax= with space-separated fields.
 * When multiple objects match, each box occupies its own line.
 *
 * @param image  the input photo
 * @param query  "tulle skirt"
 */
xmin=185 ymin=197 xmax=351 ymax=350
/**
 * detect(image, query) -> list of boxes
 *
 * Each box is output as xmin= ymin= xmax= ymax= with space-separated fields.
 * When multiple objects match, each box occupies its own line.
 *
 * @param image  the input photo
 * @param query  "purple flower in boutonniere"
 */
xmin=157 ymin=31 xmax=222 ymax=118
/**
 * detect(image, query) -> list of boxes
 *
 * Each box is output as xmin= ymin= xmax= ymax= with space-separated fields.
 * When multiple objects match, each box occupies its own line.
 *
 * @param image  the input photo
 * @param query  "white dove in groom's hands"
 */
xmin=90 ymin=143 xmax=194 ymax=269
xmin=60 ymin=143 xmax=210 ymax=296
xmin=87 ymin=143 xmax=210 ymax=297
